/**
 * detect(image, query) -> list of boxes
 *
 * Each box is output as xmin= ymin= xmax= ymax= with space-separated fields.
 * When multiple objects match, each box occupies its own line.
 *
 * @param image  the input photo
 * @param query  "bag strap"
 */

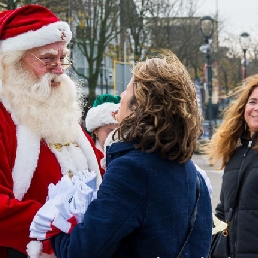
xmin=176 ymin=175 xmax=201 ymax=258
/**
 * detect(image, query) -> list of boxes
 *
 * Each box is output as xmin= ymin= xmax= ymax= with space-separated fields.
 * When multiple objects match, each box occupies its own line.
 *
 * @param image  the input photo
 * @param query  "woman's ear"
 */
xmin=94 ymin=129 xmax=99 ymax=137
xmin=129 ymin=95 xmax=138 ymax=111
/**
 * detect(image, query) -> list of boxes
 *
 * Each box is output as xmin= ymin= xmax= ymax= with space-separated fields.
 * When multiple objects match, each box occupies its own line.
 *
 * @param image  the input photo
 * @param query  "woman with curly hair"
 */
xmin=51 ymin=52 xmax=212 ymax=258
xmin=205 ymin=74 xmax=258 ymax=257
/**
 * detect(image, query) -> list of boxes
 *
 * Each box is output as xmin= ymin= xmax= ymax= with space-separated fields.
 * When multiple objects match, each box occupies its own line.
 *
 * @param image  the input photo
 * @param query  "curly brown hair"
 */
xmin=204 ymin=74 xmax=258 ymax=168
xmin=116 ymin=51 xmax=202 ymax=163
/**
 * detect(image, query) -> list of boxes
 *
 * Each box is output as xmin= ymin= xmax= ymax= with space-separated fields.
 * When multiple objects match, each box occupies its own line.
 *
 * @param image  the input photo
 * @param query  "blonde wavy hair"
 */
xmin=117 ymin=51 xmax=202 ymax=163
xmin=204 ymin=74 xmax=258 ymax=168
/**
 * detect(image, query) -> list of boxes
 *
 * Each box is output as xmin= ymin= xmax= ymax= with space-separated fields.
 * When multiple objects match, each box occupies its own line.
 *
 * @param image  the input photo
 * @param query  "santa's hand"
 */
xmin=30 ymin=173 xmax=97 ymax=241
xmin=30 ymin=191 xmax=68 ymax=240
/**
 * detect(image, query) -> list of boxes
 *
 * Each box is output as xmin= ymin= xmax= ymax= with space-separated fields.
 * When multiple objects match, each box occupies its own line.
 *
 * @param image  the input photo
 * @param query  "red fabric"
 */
xmin=0 ymin=103 xmax=101 ymax=257
xmin=45 ymin=216 xmax=77 ymax=239
xmin=82 ymin=128 xmax=105 ymax=177
xmin=67 ymin=216 xmax=78 ymax=233
xmin=42 ymin=239 xmax=54 ymax=255
xmin=42 ymin=215 xmax=77 ymax=256
xmin=45 ymin=223 xmax=62 ymax=240
xmin=0 ymin=4 xmax=60 ymax=40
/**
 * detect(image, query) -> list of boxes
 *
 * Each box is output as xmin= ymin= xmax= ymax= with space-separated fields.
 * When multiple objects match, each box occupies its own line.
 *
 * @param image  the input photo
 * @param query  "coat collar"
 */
xmin=13 ymin=124 xmax=41 ymax=200
xmin=107 ymin=140 xmax=137 ymax=155
xmin=241 ymin=132 xmax=258 ymax=147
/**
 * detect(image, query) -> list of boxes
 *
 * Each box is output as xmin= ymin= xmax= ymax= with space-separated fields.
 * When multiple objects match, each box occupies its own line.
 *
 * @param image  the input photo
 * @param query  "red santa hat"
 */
xmin=0 ymin=4 xmax=72 ymax=52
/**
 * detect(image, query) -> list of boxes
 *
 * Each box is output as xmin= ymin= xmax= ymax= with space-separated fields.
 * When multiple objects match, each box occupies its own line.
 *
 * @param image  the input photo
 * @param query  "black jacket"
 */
xmin=215 ymin=137 xmax=258 ymax=257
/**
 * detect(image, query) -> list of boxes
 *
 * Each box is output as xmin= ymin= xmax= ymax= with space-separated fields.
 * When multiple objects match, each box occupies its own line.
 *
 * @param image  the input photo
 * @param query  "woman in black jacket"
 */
xmin=205 ymin=74 xmax=258 ymax=257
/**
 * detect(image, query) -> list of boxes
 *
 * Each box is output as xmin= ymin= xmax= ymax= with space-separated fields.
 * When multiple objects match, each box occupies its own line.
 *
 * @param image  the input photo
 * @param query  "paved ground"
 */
xmin=192 ymin=154 xmax=223 ymax=211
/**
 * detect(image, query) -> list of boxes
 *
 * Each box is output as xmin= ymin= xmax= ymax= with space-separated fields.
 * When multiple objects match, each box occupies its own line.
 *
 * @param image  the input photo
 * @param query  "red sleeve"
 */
xmin=81 ymin=127 xmax=105 ymax=177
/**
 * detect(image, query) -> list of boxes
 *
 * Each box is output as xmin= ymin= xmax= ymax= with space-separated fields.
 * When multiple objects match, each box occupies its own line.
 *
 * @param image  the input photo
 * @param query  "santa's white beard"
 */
xmin=2 ymin=68 xmax=82 ymax=144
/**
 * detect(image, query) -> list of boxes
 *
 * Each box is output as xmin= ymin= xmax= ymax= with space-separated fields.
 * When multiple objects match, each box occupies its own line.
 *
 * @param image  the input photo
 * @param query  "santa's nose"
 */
xmin=51 ymin=63 xmax=64 ymax=75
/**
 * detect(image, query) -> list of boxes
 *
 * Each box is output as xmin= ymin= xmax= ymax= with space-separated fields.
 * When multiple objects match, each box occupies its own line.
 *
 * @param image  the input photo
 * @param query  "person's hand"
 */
xmin=30 ymin=198 xmax=60 ymax=240
xmin=30 ymin=176 xmax=75 ymax=240
xmin=30 ymin=171 xmax=97 ymax=240
xmin=212 ymin=213 xmax=227 ymax=235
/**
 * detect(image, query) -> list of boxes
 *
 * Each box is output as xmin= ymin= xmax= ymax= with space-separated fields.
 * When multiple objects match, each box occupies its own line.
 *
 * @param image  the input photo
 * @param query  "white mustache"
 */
xmin=31 ymin=73 xmax=66 ymax=101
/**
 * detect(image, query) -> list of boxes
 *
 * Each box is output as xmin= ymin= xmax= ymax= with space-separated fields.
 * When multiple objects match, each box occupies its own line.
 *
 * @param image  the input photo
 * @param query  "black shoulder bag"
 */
xmin=176 ymin=175 xmax=201 ymax=258
xmin=210 ymin=150 xmax=257 ymax=258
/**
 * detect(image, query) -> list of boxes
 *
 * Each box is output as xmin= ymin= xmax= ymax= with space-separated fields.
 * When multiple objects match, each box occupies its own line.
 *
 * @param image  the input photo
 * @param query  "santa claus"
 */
xmin=0 ymin=4 xmax=103 ymax=258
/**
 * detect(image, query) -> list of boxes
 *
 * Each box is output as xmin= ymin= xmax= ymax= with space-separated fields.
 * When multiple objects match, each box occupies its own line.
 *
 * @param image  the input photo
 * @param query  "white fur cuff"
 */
xmin=27 ymin=240 xmax=57 ymax=258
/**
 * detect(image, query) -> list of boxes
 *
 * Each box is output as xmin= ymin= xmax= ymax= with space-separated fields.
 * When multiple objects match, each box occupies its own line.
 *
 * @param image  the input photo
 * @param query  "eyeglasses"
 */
xmin=30 ymin=53 xmax=72 ymax=70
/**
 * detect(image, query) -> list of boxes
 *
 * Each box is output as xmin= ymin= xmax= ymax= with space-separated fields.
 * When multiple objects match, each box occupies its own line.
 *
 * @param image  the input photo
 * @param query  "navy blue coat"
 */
xmin=52 ymin=141 xmax=212 ymax=258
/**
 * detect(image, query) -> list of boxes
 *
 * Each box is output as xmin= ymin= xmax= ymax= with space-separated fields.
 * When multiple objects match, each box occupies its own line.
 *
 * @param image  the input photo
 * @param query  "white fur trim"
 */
xmin=27 ymin=240 xmax=42 ymax=258
xmin=48 ymin=142 xmax=89 ymax=175
xmin=1 ymin=99 xmax=101 ymax=198
xmin=47 ymin=125 xmax=102 ymax=187
xmin=76 ymin=126 xmax=102 ymax=187
xmin=85 ymin=102 xmax=120 ymax=132
xmin=13 ymin=125 xmax=40 ymax=200
xmin=0 ymin=99 xmax=40 ymax=200
xmin=27 ymin=241 xmax=57 ymax=258
xmin=0 ymin=21 xmax=72 ymax=52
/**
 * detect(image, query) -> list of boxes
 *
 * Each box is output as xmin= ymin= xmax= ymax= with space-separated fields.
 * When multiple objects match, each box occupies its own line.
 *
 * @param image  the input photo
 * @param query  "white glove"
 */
xmin=47 ymin=175 xmax=74 ymax=200
xmin=30 ymin=171 xmax=98 ymax=240
xmin=30 ymin=175 xmax=74 ymax=240
xmin=29 ymin=198 xmax=60 ymax=240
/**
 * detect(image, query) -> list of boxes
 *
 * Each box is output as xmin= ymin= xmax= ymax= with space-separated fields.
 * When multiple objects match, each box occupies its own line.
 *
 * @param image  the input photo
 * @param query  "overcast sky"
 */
xmin=197 ymin=0 xmax=258 ymax=35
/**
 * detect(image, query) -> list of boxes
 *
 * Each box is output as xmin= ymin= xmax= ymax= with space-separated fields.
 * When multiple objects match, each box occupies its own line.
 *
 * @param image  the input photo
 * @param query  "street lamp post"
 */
xmin=200 ymin=16 xmax=214 ymax=140
xmin=105 ymin=69 xmax=109 ymax=94
xmin=239 ymin=32 xmax=250 ymax=80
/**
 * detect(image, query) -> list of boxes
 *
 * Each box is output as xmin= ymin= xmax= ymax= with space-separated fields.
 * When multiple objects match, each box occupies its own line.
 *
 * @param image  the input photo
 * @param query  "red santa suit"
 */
xmin=0 ymin=100 xmax=103 ymax=257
